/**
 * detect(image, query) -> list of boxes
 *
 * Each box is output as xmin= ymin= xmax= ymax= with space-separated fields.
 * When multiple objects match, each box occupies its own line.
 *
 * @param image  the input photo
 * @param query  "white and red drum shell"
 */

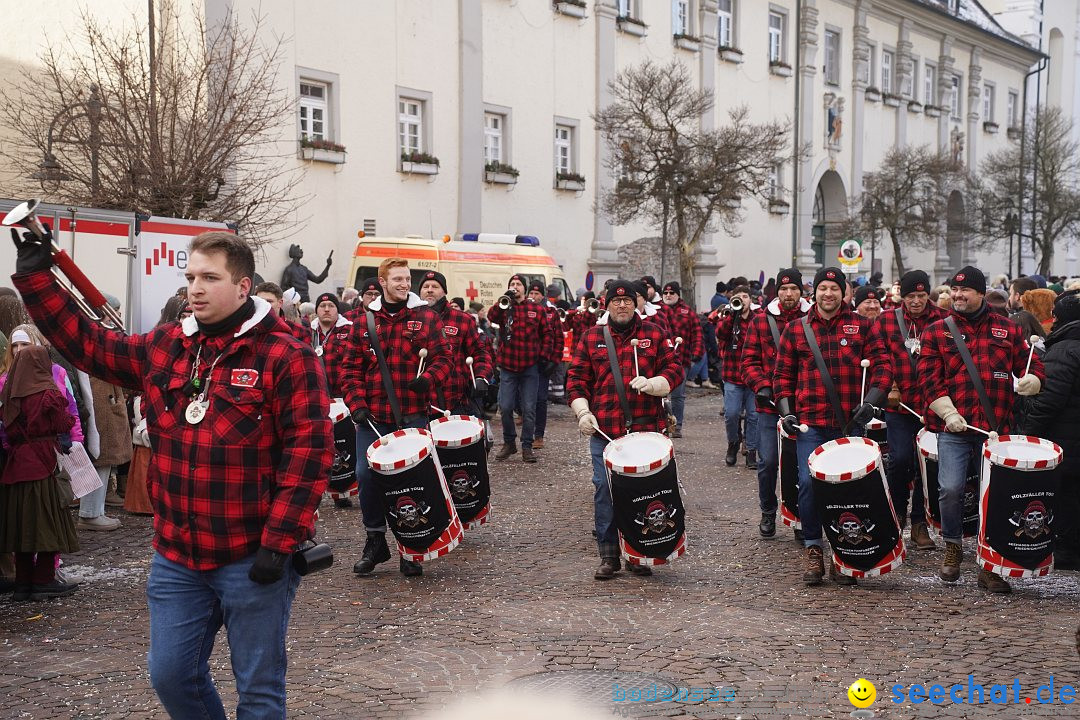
xmin=977 ymin=435 xmax=1063 ymax=579
xmin=366 ymin=428 xmax=463 ymax=562
xmin=429 ymin=415 xmax=490 ymax=530
xmin=603 ymin=431 xmax=674 ymax=476
xmin=777 ymin=420 xmax=801 ymax=530
xmin=808 ymin=437 xmax=906 ymax=578
xmin=865 ymin=417 xmax=889 ymax=457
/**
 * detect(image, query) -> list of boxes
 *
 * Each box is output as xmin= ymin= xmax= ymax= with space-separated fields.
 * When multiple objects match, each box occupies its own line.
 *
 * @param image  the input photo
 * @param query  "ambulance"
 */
xmin=346 ymin=233 xmax=571 ymax=308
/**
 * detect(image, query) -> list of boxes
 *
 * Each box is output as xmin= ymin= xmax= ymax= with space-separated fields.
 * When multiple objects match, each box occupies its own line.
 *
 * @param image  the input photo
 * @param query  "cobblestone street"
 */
xmin=1 ymin=392 xmax=1077 ymax=719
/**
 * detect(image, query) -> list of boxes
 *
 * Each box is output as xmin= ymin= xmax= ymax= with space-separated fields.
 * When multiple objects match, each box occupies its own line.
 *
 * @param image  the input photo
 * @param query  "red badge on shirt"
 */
xmin=843 ymin=325 xmax=859 ymax=335
xmin=407 ymin=320 xmax=423 ymax=331
xmin=991 ymin=327 xmax=1008 ymax=339
xmin=231 ymin=369 xmax=259 ymax=388
xmin=527 ymin=311 xmax=537 ymax=319
xmin=638 ymin=339 xmax=652 ymax=349
xmin=444 ymin=325 xmax=459 ymax=336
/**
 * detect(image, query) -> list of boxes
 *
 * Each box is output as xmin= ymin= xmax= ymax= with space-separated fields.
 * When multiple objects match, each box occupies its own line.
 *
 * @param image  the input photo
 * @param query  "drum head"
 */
xmin=329 ymin=398 xmax=349 ymax=424
xmin=916 ymin=428 xmax=937 ymax=460
xmin=429 ymin=415 xmax=484 ymax=447
xmin=604 ymin=432 xmax=673 ymax=476
xmin=983 ymin=435 xmax=1062 ymax=470
xmin=808 ymin=437 xmax=881 ymax=483
xmin=367 ymin=428 xmax=432 ymax=472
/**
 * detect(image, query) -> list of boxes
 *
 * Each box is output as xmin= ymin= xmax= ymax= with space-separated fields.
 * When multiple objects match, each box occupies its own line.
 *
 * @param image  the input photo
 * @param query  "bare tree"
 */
xmin=595 ymin=59 xmax=791 ymax=302
xmin=0 ymin=6 xmax=305 ymax=246
xmin=978 ymin=105 xmax=1080 ymax=276
xmin=845 ymin=145 xmax=972 ymax=278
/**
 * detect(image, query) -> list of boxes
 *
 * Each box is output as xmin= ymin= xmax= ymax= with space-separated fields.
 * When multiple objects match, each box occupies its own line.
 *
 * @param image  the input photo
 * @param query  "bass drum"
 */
xmin=429 ymin=415 xmax=490 ymax=529
xmin=777 ymin=419 xmax=801 ymax=530
xmin=917 ymin=429 xmax=979 ymax=538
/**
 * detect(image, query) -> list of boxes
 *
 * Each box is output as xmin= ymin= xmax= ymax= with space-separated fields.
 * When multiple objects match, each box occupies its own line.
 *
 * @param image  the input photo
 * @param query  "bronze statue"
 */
xmin=280 ymin=244 xmax=332 ymax=303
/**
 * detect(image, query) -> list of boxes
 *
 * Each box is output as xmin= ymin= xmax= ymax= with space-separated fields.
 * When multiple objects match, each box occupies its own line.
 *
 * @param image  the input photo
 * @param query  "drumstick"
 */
xmin=1023 ymin=335 xmax=1039 ymax=376
xmin=465 ymin=356 xmax=476 ymax=386
xmin=673 ymin=336 xmax=683 ymax=353
xmin=416 ymin=348 xmax=428 ymax=378
xmin=630 ymin=339 xmax=641 ymax=394
xmin=590 ymin=418 xmax=614 ymax=444
xmin=898 ymin=401 xmax=924 ymax=423
xmin=966 ymin=423 xmax=999 ymax=442
xmin=859 ymin=359 xmax=870 ymax=404
xmin=365 ymin=418 xmax=381 ymax=435
xmin=430 ymin=404 xmax=451 ymax=417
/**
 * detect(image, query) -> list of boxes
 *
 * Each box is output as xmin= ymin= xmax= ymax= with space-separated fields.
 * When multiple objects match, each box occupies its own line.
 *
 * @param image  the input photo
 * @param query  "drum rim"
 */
xmin=916 ymin=427 xmax=937 ymax=460
xmin=864 ymin=417 xmax=887 ymax=430
xmin=808 ymin=436 xmax=881 ymax=483
xmin=603 ymin=431 xmax=674 ymax=475
xmin=429 ymin=414 xmax=485 ymax=447
xmin=982 ymin=434 xmax=1063 ymax=470
xmin=367 ymin=427 xmax=433 ymax=471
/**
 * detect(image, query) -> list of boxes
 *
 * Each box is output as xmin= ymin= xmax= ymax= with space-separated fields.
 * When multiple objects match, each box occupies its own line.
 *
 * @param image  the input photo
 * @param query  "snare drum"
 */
xmin=917 ymin=429 xmax=979 ymax=537
xmin=865 ymin=417 xmax=889 ymax=459
xmin=977 ymin=435 xmax=1063 ymax=579
xmin=809 ymin=437 xmax=905 ymax=578
xmin=777 ymin=420 xmax=801 ymax=530
xmin=328 ymin=399 xmax=358 ymax=495
xmin=429 ymin=415 xmax=490 ymax=529
xmin=367 ymin=428 xmax=463 ymax=562
xmin=604 ymin=432 xmax=687 ymax=566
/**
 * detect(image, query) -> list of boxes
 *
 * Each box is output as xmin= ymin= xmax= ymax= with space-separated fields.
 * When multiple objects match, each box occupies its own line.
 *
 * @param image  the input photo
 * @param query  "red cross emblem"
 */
xmin=466 ymin=281 xmax=479 ymax=302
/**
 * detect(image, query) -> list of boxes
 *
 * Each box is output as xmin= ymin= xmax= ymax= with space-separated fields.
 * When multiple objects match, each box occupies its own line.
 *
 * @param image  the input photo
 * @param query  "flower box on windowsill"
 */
xmin=401 ymin=161 xmax=439 ymax=175
xmin=924 ymin=104 xmax=943 ymax=118
xmin=864 ymin=87 xmax=882 ymax=102
xmin=673 ymin=34 xmax=701 ymax=52
xmin=299 ymin=147 xmax=346 ymax=164
xmin=983 ymin=121 xmax=1000 ymax=135
xmin=907 ymin=100 xmax=923 ymax=114
xmin=1007 ymin=126 xmax=1022 ymax=140
xmin=553 ymin=0 xmax=586 ymax=19
xmin=555 ymin=178 xmax=585 ymax=192
xmin=883 ymin=93 xmax=902 ymax=108
xmin=718 ymin=47 xmax=744 ymax=64
xmin=768 ymin=199 xmax=790 ymax=216
xmin=769 ymin=61 xmax=793 ymax=78
xmin=616 ymin=16 xmax=648 ymax=37
xmin=485 ymin=171 xmax=518 ymax=185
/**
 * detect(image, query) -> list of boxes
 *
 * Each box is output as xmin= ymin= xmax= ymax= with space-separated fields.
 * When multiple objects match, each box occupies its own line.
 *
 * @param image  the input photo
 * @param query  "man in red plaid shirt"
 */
xmin=919 ymin=265 xmax=1045 ymax=593
xmin=658 ymin=281 xmax=704 ymax=438
xmin=342 ymin=258 xmax=452 ymax=578
xmin=418 ymin=270 xmax=494 ymax=414
xmin=741 ymin=268 xmax=810 ymax=539
xmin=487 ymin=273 xmax=555 ymax=463
xmin=773 ymin=267 xmax=892 ymax=586
xmin=11 ymin=229 xmax=332 ymax=718
xmin=567 ymin=280 xmax=683 ymax=580
xmin=875 ymin=270 xmax=946 ymax=551
xmin=716 ymin=284 xmax=763 ymax=469
xmin=310 ymin=291 xmax=359 ymax=508
xmin=528 ymin=280 xmax=563 ymax=449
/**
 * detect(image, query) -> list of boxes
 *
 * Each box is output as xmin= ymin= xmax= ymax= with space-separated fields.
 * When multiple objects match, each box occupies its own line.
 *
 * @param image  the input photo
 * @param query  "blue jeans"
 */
xmin=147 ymin=552 xmax=300 ymax=720
xmin=355 ymin=417 xmax=429 ymax=533
xmin=723 ymin=382 xmax=758 ymax=451
xmin=688 ymin=354 xmax=709 ymax=383
xmin=589 ymin=435 xmax=618 ymax=558
xmin=535 ymin=374 xmax=550 ymax=438
xmin=884 ymin=410 xmax=926 ymax=526
xmin=936 ymin=433 xmax=983 ymax=544
xmin=499 ymin=364 xmax=539 ymax=448
xmin=795 ymin=426 xmax=846 ymax=547
xmin=757 ymin=412 xmax=779 ymax=513
xmin=670 ymin=367 xmax=688 ymax=426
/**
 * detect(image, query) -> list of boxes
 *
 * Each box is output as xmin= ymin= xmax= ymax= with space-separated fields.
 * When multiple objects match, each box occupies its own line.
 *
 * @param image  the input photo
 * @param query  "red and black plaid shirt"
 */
xmin=919 ymin=307 xmax=1044 ymax=434
xmin=639 ymin=304 xmax=671 ymax=337
xmin=742 ymin=299 xmax=808 ymax=414
xmin=875 ymin=302 xmax=946 ymax=412
xmin=660 ymin=299 xmax=704 ymax=365
xmin=567 ymin=316 xmax=683 ymax=438
xmin=487 ymin=299 xmax=552 ymax=372
xmin=566 ymin=307 xmax=597 ymax=354
xmin=313 ymin=317 xmax=353 ymax=398
xmin=14 ymin=271 xmax=332 ymax=570
xmin=716 ymin=307 xmax=763 ymax=385
xmin=433 ymin=302 xmax=494 ymax=410
xmin=540 ymin=303 xmax=563 ymax=362
xmin=773 ymin=305 xmax=893 ymax=430
xmin=340 ymin=295 xmax=452 ymax=424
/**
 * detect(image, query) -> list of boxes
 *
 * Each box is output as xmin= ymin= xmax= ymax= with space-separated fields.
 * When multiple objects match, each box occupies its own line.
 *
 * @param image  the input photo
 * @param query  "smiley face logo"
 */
xmin=847 ymin=678 xmax=876 ymax=708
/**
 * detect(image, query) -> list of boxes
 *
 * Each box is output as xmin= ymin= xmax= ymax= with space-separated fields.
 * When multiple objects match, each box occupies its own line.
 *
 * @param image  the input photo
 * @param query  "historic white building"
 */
xmin=0 ymin=1 xmax=1045 ymax=305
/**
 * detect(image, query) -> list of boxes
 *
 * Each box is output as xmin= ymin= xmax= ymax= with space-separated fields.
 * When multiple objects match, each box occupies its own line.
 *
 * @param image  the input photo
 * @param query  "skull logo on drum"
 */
xmin=635 ymin=501 xmax=677 ymax=536
xmin=1010 ymin=500 xmax=1053 ymax=539
xmin=449 ymin=470 xmax=479 ymax=501
xmin=388 ymin=495 xmax=431 ymax=529
xmin=829 ymin=512 xmax=875 ymax=545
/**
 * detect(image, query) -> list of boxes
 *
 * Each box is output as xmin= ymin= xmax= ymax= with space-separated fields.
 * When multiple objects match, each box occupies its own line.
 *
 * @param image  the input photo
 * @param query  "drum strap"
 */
xmin=366 ymin=311 xmax=403 ymax=428
xmin=602 ymin=325 xmax=633 ymax=433
xmin=800 ymin=315 xmax=848 ymax=430
xmin=766 ymin=314 xmax=782 ymax=350
xmin=944 ymin=316 xmax=998 ymax=432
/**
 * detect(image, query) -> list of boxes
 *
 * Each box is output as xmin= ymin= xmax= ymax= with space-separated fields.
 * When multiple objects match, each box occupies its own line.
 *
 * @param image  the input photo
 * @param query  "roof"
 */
xmin=907 ymin=0 xmax=1039 ymax=53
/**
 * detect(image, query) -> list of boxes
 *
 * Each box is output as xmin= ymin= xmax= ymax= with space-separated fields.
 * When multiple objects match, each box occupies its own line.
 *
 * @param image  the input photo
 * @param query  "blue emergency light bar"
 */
xmin=460 ymin=233 xmax=540 ymax=246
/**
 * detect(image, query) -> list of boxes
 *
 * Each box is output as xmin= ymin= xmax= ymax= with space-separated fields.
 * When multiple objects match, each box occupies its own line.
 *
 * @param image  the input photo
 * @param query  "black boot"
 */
xmin=759 ymin=512 xmax=776 ymax=538
xmin=400 ymin=557 xmax=423 ymax=577
xmin=353 ymin=532 xmax=391 ymax=574
xmin=745 ymin=450 xmax=758 ymax=470
xmin=725 ymin=442 xmax=739 ymax=466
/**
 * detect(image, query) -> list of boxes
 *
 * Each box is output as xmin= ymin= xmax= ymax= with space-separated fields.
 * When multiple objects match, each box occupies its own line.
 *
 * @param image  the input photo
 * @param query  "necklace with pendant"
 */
xmin=184 ymin=346 xmax=224 ymax=425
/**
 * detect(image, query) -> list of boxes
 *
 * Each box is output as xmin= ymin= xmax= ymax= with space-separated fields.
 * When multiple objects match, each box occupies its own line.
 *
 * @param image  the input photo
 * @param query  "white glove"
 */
xmin=570 ymin=398 xmax=597 ymax=436
xmin=133 ymin=419 xmax=150 ymax=447
xmin=1017 ymin=374 xmax=1041 ymax=396
xmin=629 ymin=375 xmax=672 ymax=397
xmin=929 ymin=396 xmax=967 ymax=433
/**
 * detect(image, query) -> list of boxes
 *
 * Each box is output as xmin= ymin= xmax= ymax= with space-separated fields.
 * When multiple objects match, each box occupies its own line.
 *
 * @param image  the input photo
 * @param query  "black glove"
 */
xmin=408 ymin=374 xmax=431 ymax=394
xmin=540 ymin=360 xmax=556 ymax=377
xmin=472 ymin=377 xmax=488 ymax=399
xmin=776 ymin=397 xmax=800 ymax=435
xmin=505 ymin=288 xmax=519 ymax=300
xmin=755 ymin=386 xmax=774 ymax=408
xmin=851 ymin=402 xmax=877 ymax=427
xmin=351 ymin=407 xmax=373 ymax=427
xmin=10 ymin=226 xmax=54 ymax=274
xmin=248 ymin=546 xmax=289 ymax=584
xmin=58 ymin=432 xmax=72 ymax=454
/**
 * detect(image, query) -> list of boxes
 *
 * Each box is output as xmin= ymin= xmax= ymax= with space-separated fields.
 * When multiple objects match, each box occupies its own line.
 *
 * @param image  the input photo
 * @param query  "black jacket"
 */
xmin=1023 ymin=320 xmax=1080 ymax=460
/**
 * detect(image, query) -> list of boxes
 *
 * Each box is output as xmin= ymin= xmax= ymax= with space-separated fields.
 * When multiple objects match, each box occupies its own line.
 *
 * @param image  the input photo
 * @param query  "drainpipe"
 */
xmin=791 ymin=0 xmax=803 ymax=267
xmin=1017 ymin=0 xmax=1047 ymax=278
